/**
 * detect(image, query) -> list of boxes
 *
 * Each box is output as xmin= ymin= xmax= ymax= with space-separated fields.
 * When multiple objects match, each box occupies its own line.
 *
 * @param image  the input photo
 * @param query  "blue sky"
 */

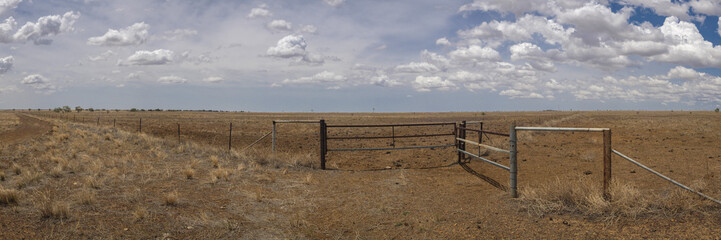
xmin=1 ymin=0 xmax=721 ymax=112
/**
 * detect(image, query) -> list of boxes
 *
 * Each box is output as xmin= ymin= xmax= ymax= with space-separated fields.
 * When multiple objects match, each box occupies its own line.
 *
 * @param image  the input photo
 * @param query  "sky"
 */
xmin=1 ymin=0 xmax=721 ymax=112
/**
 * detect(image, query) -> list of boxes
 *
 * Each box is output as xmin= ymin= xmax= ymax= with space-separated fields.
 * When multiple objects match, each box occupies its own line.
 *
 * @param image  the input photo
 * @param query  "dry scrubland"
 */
xmin=1 ymin=110 xmax=720 ymax=238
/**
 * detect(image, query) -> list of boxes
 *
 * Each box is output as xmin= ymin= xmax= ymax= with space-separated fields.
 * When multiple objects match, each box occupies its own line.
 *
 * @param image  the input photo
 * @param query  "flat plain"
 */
xmin=1 ymin=110 xmax=720 ymax=239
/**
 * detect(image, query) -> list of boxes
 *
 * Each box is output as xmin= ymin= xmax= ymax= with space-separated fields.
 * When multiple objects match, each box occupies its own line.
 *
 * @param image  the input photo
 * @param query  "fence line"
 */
xmin=244 ymin=131 xmax=273 ymax=151
xmin=613 ymin=149 xmax=721 ymax=205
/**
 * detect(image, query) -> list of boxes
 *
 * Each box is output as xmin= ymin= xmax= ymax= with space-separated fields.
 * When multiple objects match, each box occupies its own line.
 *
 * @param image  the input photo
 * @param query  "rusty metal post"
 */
xmin=603 ymin=129 xmax=612 ymax=199
xmin=272 ymin=121 xmax=276 ymax=152
xmin=320 ymin=120 xmax=327 ymax=170
xmin=510 ymin=122 xmax=518 ymax=198
xmin=177 ymin=123 xmax=181 ymax=142
xmin=229 ymin=122 xmax=232 ymax=151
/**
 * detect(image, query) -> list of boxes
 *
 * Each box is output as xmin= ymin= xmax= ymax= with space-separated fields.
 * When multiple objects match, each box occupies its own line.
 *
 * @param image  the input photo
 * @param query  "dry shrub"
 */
xmin=40 ymin=201 xmax=71 ymax=219
xmin=0 ymin=187 xmax=20 ymax=205
xmin=163 ymin=191 xmax=179 ymax=206
xmin=518 ymin=177 xmax=715 ymax=219
xmin=0 ymin=171 xmax=5 ymax=181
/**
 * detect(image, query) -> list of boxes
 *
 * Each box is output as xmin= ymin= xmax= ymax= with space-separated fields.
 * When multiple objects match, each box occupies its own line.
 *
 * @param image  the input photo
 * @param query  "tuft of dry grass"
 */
xmin=12 ymin=164 xmax=22 ymax=175
xmin=210 ymin=155 xmax=220 ymax=168
xmin=211 ymin=168 xmax=230 ymax=183
xmin=183 ymin=168 xmax=196 ymax=180
xmin=85 ymin=175 xmax=102 ymax=189
xmin=77 ymin=188 xmax=96 ymax=205
xmin=0 ymin=187 xmax=20 ymax=205
xmin=40 ymin=201 xmax=71 ymax=219
xmin=163 ymin=191 xmax=179 ymax=206
xmin=49 ymin=165 xmax=63 ymax=178
xmin=0 ymin=171 xmax=5 ymax=181
xmin=132 ymin=206 xmax=148 ymax=221
xmin=17 ymin=170 xmax=43 ymax=189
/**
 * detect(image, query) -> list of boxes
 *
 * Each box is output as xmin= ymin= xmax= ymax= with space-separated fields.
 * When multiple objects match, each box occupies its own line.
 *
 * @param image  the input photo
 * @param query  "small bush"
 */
xmin=183 ymin=168 xmax=195 ymax=180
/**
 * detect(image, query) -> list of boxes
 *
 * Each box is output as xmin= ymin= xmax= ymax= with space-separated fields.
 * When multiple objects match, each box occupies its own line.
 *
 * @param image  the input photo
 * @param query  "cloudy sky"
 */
xmin=1 ymin=0 xmax=721 ymax=112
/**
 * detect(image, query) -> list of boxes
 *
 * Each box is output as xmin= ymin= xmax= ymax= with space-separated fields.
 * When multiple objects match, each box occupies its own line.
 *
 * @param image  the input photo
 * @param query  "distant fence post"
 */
xmin=509 ymin=122 xmax=518 ymax=198
xmin=272 ymin=121 xmax=276 ymax=152
xmin=177 ymin=123 xmax=181 ymax=142
xmin=97 ymin=117 xmax=99 ymax=126
xmin=113 ymin=119 xmax=116 ymax=128
xmin=228 ymin=122 xmax=233 ymax=151
xmin=603 ymin=129 xmax=612 ymax=199
xmin=139 ymin=118 xmax=142 ymax=133
xmin=320 ymin=119 xmax=327 ymax=170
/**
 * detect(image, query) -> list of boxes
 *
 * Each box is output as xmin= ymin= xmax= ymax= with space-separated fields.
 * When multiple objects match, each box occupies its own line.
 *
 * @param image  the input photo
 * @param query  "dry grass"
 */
xmin=0 ymin=187 xmax=20 ymax=205
xmin=518 ymin=177 xmax=714 ymax=219
xmin=17 ymin=169 xmax=43 ymax=189
xmin=77 ymin=189 xmax=96 ymax=205
xmin=163 ymin=191 xmax=179 ymax=206
xmin=132 ymin=206 xmax=148 ymax=221
xmin=40 ymin=201 xmax=71 ymax=219
xmin=211 ymin=168 xmax=229 ymax=182
xmin=0 ymin=171 xmax=5 ymax=181
xmin=183 ymin=168 xmax=196 ymax=180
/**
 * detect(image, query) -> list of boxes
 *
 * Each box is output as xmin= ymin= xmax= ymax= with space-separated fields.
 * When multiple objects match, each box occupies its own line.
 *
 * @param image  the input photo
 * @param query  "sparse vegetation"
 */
xmin=40 ymin=201 xmax=71 ymax=219
xmin=163 ymin=191 xmax=179 ymax=206
xmin=0 ymin=187 xmax=20 ymax=205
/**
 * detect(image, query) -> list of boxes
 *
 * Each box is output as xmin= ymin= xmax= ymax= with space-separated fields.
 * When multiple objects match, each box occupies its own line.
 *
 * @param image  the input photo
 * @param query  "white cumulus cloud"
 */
xmin=87 ymin=22 xmax=149 ymax=46
xmin=267 ymin=19 xmax=292 ymax=31
xmin=5 ymin=11 xmax=79 ymax=45
xmin=21 ymin=74 xmax=55 ymax=93
xmin=413 ymin=76 xmax=456 ymax=92
xmin=0 ymin=0 xmax=22 ymax=17
xmin=323 ymin=0 xmax=345 ymax=7
xmin=203 ymin=76 xmax=223 ymax=83
xmin=266 ymin=34 xmax=324 ymax=64
xmin=394 ymin=62 xmax=440 ymax=73
xmin=248 ymin=6 xmax=272 ymax=18
xmin=120 ymin=49 xmax=174 ymax=66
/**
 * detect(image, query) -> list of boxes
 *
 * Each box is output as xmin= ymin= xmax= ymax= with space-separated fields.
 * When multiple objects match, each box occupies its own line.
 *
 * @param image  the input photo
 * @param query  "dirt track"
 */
xmin=0 ymin=114 xmax=53 ymax=147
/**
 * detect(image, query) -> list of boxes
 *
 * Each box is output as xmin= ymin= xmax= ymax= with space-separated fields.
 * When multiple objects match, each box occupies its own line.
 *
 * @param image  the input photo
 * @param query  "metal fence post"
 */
xmin=97 ymin=117 xmax=99 ymax=126
xmin=510 ymin=122 xmax=518 ymax=198
xmin=319 ymin=120 xmax=327 ymax=170
xmin=177 ymin=123 xmax=181 ymax=142
xmin=229 ymin=122 xmax=232 ymax=151
xmin=458 ymin=121 xmax=467 ymax=163
xmin=139 ymin=118 xmax=142 ymax=133
xmin=479 ymin=121 xmax=483 ymax=156
xmin=603 ymin=129 xmax=612 ymax=200
xmin=272 ymin=121 xmax=276 ymax=152
xmin=113 ymin=119 xmax=116 ymax=128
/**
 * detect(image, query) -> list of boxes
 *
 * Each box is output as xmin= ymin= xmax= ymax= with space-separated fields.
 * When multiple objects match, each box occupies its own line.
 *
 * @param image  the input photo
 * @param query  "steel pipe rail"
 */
xmin=457 ymin=127 xmax=510 ymax=137
xmin=327 ymin=133 xmax=455 ymax=140
xmin=457 ymin=149 xmax=510 ymax=171
xmin=515 ymin=126 xmax=609 ymax=132
xmin=456 ymin=138 xmax=510 ymax=154
xmin=327 ymin=122 xmax=455 ymax=128
xmin=328 ymin=144 xmax=455 ymax=152
xmin=273 ymin=120 xmax=321 ymax=123
xmin=612 ymin=149 xmax=721 ymax=205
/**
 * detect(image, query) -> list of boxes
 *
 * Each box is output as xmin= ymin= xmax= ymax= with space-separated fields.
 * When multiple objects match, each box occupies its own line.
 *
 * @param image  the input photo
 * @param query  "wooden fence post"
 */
xmin=113 ymin=119 xmax=116 ymax=128
xmin=272 ymin=121 xmax=276 ymax=152
xmin=510 ymin=122 xmax=518 ymax=198
xmin=479 ymin=121 xmax=483 ymax=156
xmin=603 ymin=129 xmax=612 ymax=200
xmin=320 ymin=120 xmax=327 ymax=170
